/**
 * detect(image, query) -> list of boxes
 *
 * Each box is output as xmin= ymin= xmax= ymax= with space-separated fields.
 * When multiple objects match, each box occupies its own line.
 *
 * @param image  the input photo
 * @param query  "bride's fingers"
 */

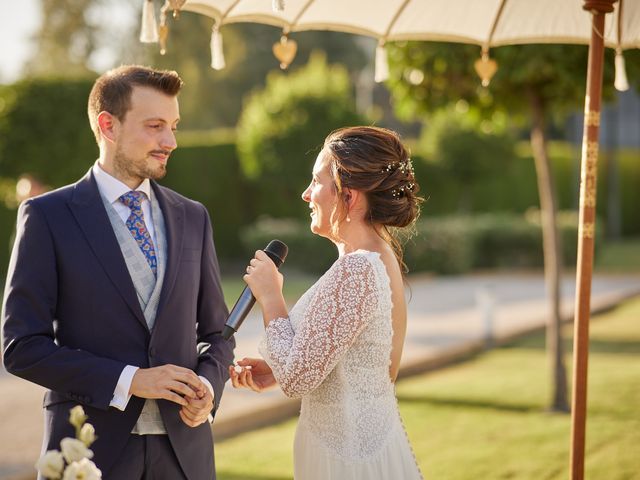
xmin=236 ymin=357 xmax=255 ymax=367
xmin=246 ymin=371 xmax=262 ymax=393
xmin=239 ymin=367 xmax=250 ymax=387
xmin=229 ymin=369 xmax=237 ymax=388
xmin=229 ymin=366 xmax=242 ymax=389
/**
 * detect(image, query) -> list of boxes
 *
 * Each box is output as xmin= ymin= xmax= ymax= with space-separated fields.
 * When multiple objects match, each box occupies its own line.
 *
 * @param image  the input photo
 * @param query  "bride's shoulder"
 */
xmin=336 ymin=250 xmax=379 ymax=267
xmin=326 ymin=250 xmax=385 ymax=282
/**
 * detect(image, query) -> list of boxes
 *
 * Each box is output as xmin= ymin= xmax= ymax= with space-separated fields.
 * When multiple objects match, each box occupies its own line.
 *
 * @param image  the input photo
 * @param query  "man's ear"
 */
xmin=97 ymin=111 xmax=118 ymax=143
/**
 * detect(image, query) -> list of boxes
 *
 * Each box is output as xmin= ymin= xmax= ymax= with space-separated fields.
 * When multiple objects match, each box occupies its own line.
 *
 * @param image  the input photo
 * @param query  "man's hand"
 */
xmin=129 ymin=364 xmax=206 ymax=407
xmin=179 ymin=388 xmax=214 ymax=427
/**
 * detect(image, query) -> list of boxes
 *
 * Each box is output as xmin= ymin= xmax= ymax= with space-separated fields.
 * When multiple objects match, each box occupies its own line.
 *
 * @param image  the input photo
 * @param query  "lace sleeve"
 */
xmin=259 ymin=254 xmax=379 ymax=398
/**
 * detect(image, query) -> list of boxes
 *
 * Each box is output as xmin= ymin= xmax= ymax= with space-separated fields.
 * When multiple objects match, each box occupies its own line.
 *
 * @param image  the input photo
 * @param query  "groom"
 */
xmin=1 ymin=65 xmax=234 ymax=479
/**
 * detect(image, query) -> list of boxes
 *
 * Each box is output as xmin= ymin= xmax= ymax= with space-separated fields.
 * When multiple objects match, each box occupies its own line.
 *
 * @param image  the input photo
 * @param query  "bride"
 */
xmin=230 ymin=126 xmax=424 ymax=479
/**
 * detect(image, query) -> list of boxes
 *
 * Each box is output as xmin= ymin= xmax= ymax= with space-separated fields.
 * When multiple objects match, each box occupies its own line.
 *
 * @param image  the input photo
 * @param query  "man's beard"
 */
xmin=114 ymin=145 xmax=167 ymax=182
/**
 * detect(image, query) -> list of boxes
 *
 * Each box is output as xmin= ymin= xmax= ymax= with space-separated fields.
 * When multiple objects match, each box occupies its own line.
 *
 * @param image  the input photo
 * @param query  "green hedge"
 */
xmin=240 ymin=212 xmax=598 ymax=275
xmin=0 ymin=78 xmax=97 ymax=186
xmin=241 ymin=217 xmax=337 ymax=274
xmin=415 ymin=142 xmax=640 ymax=237
xmin=162 ymin=141 xmax=249 ymax=258
xmin=406 ymin=211 xmax=597 ymax=274
xmin=0 ymin=76 xmax=637 ymax=275
xmin=0 ymin=205 xmax=16 ymax=281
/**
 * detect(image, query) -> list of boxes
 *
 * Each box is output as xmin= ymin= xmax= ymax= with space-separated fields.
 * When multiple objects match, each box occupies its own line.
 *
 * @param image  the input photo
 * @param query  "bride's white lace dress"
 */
xmin=259 ymin=251 xmax=423 ymax=479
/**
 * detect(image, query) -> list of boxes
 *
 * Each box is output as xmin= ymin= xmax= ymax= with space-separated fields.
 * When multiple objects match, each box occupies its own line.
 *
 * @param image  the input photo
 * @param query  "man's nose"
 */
xmin=161 ymin=128 xmax=177 ymax=151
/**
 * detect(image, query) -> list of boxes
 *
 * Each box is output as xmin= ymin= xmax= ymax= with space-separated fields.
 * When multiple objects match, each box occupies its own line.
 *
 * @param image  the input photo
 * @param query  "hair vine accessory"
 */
xmin=382 ymin=158 xmax=414 ymax=176
xmin=391 ymin=182 xmax=416 ymax=198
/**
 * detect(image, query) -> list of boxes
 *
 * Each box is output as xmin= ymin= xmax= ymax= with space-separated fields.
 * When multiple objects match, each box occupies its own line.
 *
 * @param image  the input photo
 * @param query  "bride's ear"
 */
xmin=343 ymin=188 xmax=361 ymax=211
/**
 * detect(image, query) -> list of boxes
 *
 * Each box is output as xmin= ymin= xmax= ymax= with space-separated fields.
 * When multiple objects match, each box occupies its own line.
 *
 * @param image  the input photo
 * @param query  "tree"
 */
xmin=386 ymin=42 xmax=640 ymax=412
xmin=146 ymin=12 xmax=369 ymax=129
xmin=236 ymin=53 xmax=367 ymax=219
xmin=419 ymin=105 xmax=515 ymax=212
xmin=24 ymin=0 xmax=103 ymax=77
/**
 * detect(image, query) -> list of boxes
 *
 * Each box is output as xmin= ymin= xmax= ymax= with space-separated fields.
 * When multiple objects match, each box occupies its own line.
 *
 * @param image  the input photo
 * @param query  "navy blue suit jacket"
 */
xmin=1 ymin=169 xmax=235 ymax=479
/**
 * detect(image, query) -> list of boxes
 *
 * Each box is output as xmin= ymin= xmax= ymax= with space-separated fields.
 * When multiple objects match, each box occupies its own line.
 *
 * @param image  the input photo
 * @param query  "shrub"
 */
xmin=236 ymin=52 xmax=367 ymax=220
xmin=240 ymin=212 xmax=598 ymax=276
xmin=240 ymin=217 xmax=337 ymax=274
xmin=162 ymin=141 xmax=248 ymax=258
xmin=418 ymin=106 xmax=516 ymax=212
xmin=0 ymin=77 xmax=97 ymax=187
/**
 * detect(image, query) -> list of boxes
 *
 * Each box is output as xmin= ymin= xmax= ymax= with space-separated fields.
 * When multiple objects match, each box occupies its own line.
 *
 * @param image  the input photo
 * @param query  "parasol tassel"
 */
xmin=374 ymin=42 xmax=389 ymax=83
xmin=272 ymin=0 xmax=285 ymax=12
xmin=474 ymin=50 xmax=498 ymax=87
xmin=210 ymin=24 xmax=226 ymax=70
xmin=140 ymin=0 xmax=159 ymax=43
xmin=614 ymin=49 xmax=629 ymax=92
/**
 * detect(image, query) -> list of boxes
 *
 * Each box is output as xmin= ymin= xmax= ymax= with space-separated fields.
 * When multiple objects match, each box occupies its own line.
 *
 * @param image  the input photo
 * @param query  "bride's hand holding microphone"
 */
xmin=243 ymin=250 xmax=288 ymax=326
xmin=228 ymin=249 xmax=286 ymax=393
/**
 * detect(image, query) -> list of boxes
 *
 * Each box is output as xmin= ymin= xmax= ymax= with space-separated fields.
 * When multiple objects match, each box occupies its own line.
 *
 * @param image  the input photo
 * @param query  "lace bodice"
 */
xmin=259 ymin=251 xmax=400 ymax=461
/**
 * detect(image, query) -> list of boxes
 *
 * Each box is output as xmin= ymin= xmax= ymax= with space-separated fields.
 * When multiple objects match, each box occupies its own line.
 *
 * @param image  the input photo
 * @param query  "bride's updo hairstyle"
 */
xmin=323 ymin=126 xmax=424 ymax=270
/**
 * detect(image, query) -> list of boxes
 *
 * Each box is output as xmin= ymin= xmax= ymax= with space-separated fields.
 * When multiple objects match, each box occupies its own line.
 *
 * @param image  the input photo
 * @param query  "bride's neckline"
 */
xmin=342 ymin=248 xmax=383 ymax=257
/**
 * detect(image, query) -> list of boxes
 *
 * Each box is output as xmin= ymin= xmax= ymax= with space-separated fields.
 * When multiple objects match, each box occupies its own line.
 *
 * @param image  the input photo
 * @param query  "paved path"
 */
xmin=2 ymin=272 xmax=639 ymax=480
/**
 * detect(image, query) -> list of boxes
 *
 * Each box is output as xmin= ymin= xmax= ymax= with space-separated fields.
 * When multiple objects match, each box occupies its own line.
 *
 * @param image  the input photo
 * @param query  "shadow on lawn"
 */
xmin=502 ymin=333 xmax=640 ymax=355
xmin=396 ymin=394 xmax=540 ymax=413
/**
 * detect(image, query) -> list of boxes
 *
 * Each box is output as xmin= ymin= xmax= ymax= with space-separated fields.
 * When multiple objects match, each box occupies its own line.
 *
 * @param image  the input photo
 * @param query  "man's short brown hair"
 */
xmin=87 ymin=65 xmax=183 ymax=143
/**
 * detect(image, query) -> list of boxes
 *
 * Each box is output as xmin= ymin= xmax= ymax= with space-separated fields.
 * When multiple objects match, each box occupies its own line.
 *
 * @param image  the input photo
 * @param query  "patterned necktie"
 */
xmin=119 ymin=191 xmax=157 ymax=276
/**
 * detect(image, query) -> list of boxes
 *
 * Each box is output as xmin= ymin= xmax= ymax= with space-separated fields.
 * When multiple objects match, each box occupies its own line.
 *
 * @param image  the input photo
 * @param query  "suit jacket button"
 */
xmin=149 ymin=347 xmax=155 ymax=358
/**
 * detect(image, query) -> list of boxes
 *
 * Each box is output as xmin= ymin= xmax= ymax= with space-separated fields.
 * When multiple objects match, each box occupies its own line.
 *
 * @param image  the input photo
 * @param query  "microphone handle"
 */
xmin=222 ymin=285 xmax=256 ymax=340
xmin=222 ymin=243 xmax=287 ymax=340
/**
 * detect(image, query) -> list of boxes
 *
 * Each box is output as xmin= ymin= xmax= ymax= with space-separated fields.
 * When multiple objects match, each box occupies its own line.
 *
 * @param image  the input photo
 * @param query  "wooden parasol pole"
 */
xmin=571 ymin=1 xmax=617 ymax=479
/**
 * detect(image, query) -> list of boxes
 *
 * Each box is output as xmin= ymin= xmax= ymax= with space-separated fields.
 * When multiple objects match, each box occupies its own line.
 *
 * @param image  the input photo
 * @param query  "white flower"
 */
xmin=35 ymin=450 xmax=64 ymax=479
xmin=62 ymin=458 xmax=102 ymax=480
xmin=69 ymin=406 xmax=88 ymax=431
xmin=78 ymin=423 xmax=96 ymax=447
xmin=60 ymin=438 xmax=93 ymax=464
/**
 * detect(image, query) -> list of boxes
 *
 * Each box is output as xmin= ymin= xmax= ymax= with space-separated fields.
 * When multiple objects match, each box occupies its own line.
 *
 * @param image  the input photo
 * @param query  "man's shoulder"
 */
xmin=154 ymin=183 xmax=206 ymax=214
xmin=25 ymin=182 xmax=77 ymax=209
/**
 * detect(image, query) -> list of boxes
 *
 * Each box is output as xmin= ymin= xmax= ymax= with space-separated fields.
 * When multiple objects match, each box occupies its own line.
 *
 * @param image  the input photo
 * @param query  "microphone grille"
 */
xmin=264 ymin=239 xmax=288 ymax=266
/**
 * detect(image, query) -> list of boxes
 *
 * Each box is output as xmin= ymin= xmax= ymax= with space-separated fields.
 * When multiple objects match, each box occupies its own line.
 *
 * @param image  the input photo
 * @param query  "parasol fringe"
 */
xmin=374 ymin=43 xmax=389 ymax=83
xmin=140 ymin=0 xmax=159 ymax=43
xmin=211 ymin=23 xmax=226 ymax=70
xmin=614 ymin=49 xmax=629 ymax=92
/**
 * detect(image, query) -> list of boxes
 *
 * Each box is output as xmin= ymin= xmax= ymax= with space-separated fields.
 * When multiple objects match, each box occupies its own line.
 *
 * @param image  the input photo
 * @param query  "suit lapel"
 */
xmin=68 ymin=170 xmax=148 ymax=331
xmin=152 ymin=182 xmax=184 ymax=317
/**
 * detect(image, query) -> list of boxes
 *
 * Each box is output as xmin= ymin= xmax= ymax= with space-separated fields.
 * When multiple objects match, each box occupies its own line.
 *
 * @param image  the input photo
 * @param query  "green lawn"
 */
xmin=596 ymin=237 xmax=640 ymax=273
xmin=213 ymin=297 xmax=640 ymax=480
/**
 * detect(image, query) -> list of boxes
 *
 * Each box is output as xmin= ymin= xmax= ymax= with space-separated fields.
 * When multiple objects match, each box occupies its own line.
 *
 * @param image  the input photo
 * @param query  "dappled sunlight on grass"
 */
xmin=214 ymin=297 xmax=640 ymax=479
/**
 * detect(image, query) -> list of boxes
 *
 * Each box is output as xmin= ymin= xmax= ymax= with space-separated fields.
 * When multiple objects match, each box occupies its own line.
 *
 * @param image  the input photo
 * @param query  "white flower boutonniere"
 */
xmin=36 ymin=406 xmax=102 ymax=479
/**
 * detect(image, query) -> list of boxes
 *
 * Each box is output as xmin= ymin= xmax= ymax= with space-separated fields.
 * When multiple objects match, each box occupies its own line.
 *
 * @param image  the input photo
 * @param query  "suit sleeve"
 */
xmin=1 ymin=200 xmax=126 ymax=410
xmin=193 ymin=204 xmax=234 ymax=415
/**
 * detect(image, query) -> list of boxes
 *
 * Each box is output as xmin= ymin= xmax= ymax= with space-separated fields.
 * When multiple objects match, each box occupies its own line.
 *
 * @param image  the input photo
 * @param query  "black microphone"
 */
xmin=222 ymin=240 xmax=288 ymax=340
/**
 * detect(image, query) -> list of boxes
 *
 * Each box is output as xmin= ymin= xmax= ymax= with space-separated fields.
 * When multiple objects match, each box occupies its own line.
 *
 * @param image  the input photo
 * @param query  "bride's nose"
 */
xmin=301 ymin=185 xmax=311 ymax=202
